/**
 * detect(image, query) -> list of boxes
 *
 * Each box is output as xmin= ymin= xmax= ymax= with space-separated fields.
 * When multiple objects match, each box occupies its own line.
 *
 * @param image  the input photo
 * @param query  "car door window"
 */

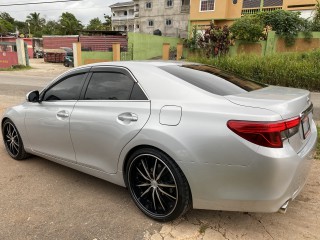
xmin=43 ymin=73 xmax=86 ymax=101
xmin=84 ymin=72 xmax=135 ymax=100
xmin=130 ymin=83 xmax=148 ymax=100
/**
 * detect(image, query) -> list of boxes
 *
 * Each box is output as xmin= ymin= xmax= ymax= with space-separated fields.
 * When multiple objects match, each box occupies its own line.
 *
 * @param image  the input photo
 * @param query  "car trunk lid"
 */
xmin=225 ymin=86 xmax=311 ymax=120
xmin=225 ymin=86 xmax=313 ymax=152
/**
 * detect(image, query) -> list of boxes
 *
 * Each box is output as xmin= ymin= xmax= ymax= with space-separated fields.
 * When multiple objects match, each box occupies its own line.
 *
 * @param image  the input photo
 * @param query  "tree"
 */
xmin=230 ymin=15 xmax=265 ymax=42
xmin=87 ymin=17 xmax=104 ymax=30
xmin=0 ymin=19 xmax=14 ymax=34
xmin=103 ymin=14 xmax=112 ymax=30
xmin=42 ymin=20 xmax=61 ymax=35
xmin=59 ymin=12 xmax=83 ymax=35
xmin=14 ymin=21 xmax=29 ymax=36
xmin=312 ymin=0 xmax=320 ymax=31
xmin=261 ymin=10 xmax=311 ymax=46
xmin=26 ymin=12 xmax=46 ymax=37
xmin=0 ymin=12 xmax=15 ymax=24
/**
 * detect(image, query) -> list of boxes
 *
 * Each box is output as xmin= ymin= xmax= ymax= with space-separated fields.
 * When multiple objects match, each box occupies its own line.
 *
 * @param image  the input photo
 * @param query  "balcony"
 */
xmin=241 ymin=6 xmax=282 ymax=15
xmin=112 ymin=15 xmax=135 ymax=21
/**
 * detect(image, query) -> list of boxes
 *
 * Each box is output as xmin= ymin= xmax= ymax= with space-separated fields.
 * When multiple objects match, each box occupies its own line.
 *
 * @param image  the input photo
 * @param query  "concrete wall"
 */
xmin=81 ymin=51 xmax=113 ymax=65
xmin=128 ymin=32 xmax=182 ymax=60
xmin=0 ymin=52 xmax=19 ymax=68
xmin=229 ymin=31 xmax=320 ymax=56
xmin=80 ymin=33 xmax=182 ymax=62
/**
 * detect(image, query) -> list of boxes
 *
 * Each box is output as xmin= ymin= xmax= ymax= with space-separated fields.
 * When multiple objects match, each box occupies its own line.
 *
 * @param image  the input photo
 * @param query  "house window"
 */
xmin=200 ymin=0 xmax=215 ymax=11
xmin=146 ymin=2 xmax=152 ymax=8
xmin=242 ymin=0 xmax=260 ymax=8
xmin=148 ymin=20 xmax=154 ymax=27
xmin=263 ymin=0 xmax=283 ymax=7
xmin=166 ymin=0 xmax=173 ymax=7
xmin=166 ymin=19 xmax=172 ymax=26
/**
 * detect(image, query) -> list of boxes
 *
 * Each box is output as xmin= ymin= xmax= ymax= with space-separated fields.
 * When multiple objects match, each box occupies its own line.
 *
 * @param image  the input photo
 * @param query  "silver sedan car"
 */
xmin=1 ymin=61 xmax=317 ymax=221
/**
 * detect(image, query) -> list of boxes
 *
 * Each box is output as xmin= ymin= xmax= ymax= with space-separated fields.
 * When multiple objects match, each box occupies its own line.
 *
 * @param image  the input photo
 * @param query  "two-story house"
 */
xmin=110 ymin=1 xmax=137 ymax=32
xmin=133 ymin=0 xmax=190 ymax=38
xmin=110 ymin=0 xmax=190 ymax=37
xmin=189 ymin=0 xmax=317 ymax=32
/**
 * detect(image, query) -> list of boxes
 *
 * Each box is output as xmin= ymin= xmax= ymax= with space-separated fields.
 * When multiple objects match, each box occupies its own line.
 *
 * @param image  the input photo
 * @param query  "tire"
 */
xmin=2 ymin=119 xmax=29 ymax=160
xmin=125 ymin=148 xmax=191 ymax=222
xmin=63 ymin=61 xmax=69 ymax=67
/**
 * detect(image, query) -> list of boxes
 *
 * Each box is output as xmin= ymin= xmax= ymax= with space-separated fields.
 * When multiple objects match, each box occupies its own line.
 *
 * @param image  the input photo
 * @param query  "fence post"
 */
xmin=176 ymin=43 xmax=183 ymax=60
xmin=73 ymin=42 xmax=82 ymax=67
xmin=113 ymin=43 xmax=121 ymax=61
xmin=16 ymin=39 xmax=26 ymax=66
xmin=265 ymin=31 xmax=276 ymax=56
xmin=162 ymin=43 xmax=170 ymax=60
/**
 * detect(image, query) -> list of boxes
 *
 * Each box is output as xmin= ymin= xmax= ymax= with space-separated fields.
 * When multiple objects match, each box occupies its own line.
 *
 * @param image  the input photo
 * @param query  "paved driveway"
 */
xmin=0 ymin=60 xmax=319 ymax=239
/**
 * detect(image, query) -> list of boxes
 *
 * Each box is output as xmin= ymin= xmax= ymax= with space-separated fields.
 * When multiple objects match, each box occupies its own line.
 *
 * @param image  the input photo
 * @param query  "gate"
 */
xmin=121 ymin=43 xmax=133 ymax=61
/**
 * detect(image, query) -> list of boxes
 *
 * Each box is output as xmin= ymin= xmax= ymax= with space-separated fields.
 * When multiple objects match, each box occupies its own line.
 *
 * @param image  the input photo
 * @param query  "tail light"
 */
xmin=227 ymin=117 xmax=301 ymax=148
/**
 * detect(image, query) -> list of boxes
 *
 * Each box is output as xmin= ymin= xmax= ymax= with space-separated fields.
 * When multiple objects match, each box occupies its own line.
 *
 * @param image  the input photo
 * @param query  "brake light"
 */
xmin=227 ymin=117 xmax=300 ymax=148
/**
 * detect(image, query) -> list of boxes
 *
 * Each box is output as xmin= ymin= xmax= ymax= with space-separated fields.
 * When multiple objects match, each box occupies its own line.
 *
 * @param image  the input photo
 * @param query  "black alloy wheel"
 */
xmin=126 ymin=148 xmax=191 ymax=221
xmin=2 ymin=119 xmax=28 ymax=160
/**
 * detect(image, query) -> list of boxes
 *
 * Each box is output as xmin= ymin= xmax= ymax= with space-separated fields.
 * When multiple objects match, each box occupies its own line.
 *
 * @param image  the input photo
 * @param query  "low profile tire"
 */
xmin=2 ymin=119 xmax=28 ymax=160
xmin=125 ymin=148 xmax=191 ymax=222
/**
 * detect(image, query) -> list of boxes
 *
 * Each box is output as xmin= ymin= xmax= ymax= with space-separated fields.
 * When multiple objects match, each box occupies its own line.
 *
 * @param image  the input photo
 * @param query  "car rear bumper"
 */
xmin=185 ymin=120 xmax=317 ymax=213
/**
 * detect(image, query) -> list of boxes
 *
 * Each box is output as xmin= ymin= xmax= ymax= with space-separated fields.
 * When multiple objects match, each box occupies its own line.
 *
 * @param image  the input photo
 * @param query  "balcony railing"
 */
xmin=242 ymin=6 xmax=282 ymax=15
xmin=112 ymin=15 xmax=135 ymax=21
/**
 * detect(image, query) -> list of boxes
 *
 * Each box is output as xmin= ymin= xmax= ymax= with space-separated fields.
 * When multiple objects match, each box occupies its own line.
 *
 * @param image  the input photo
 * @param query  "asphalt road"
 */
xmin=0 ymin=62 xmax=319 ymax=240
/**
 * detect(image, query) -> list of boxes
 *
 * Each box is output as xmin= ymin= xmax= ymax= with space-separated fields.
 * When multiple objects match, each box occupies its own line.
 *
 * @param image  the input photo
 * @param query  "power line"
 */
xmin=0 ymin=0 xmax=83 ymax=7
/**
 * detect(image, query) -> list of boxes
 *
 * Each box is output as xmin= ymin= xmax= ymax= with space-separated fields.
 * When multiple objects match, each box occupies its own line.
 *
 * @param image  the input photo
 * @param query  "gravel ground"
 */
xmin=0 ymin=59 xmax=319 ymax=240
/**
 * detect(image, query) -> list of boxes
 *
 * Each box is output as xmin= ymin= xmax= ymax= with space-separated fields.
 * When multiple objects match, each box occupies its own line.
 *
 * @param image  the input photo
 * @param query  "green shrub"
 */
xmin=261 ymin=10 xmax=312 ymax=46
xmin=197 ymin=22 xmax=232 ymax=58
xmin=230 ymin=15 xmax=265 ymax=42
xmin=188 ymin=51 xmax=320 ymax=92
xmin=312 ymin=0 xmax=320 ymax=31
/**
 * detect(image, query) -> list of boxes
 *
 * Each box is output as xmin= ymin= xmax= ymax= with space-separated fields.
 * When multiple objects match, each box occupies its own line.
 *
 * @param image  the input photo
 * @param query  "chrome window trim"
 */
xmin=89 ymin=65 xmax=150 ymax=100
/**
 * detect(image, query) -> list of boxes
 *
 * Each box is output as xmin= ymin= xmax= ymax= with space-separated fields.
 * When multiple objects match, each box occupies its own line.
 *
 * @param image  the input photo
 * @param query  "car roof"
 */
xmin=61 ymin=61 xmax=216 ymax=102
xmin=85 ymin=60 xmax=187 ymax=68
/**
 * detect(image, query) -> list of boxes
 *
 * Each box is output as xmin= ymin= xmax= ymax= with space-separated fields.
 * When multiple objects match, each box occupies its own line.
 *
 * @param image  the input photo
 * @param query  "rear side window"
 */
xmin=85 ymin=72 xmax=134 ymax=100
xmin=43 ymin=73 xmax=86 ymax=101
xmin=159 ymin=65 xmax=266 ymax=96
xmin=130 ymin=83 xmax=148 ymax=100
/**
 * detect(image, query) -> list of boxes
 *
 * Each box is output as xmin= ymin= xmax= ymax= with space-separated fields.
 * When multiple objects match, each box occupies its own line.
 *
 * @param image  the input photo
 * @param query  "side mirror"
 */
xmin=26 ymin=90 xmax=40 ymax=103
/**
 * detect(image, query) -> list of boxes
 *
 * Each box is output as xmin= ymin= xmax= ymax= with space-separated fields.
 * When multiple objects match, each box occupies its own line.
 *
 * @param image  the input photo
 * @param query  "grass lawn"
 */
xmin=0 ymin=65 xmax=31 ymax=71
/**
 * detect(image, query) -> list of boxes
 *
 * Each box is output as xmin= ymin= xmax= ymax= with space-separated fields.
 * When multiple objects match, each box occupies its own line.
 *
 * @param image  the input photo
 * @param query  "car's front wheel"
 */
xmin=2 ymin=119 xmax=28 ymax=160
xmin=126 ymin=148 xmax=191 ymax=221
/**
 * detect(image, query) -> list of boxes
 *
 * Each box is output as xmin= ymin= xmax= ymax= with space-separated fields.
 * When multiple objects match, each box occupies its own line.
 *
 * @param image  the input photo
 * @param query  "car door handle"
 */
xmin=118 ymin=113 xmax=138 ymax=122
xmin=57 ymin=110 xmax=69 ymax=118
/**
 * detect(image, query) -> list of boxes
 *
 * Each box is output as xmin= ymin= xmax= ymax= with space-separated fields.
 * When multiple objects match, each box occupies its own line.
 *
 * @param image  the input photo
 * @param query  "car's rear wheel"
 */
xmin=126 ymin=148 xmax=191 ymax=221
xmin=2 ymin=119 xmax=28 ymax=160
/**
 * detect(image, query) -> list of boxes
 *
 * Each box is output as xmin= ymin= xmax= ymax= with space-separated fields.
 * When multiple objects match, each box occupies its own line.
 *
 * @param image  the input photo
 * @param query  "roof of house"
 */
xmin=109 ymin=1 xmax=134 ymax=8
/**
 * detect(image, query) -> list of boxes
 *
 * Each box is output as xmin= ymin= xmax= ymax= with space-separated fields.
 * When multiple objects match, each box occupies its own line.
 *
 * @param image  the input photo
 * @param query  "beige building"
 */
xmin=190 ymin=0 xmax=318 ymax=31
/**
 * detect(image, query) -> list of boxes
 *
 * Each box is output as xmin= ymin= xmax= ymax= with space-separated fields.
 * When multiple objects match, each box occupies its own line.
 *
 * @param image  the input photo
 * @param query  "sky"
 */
xmin=0 ymin=0 xmax=122 ymax=25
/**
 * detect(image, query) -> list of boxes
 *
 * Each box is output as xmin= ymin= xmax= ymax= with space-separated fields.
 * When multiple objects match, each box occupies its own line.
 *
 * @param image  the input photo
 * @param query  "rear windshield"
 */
xmin=159 ymin=65 xmax=266 ymax=96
